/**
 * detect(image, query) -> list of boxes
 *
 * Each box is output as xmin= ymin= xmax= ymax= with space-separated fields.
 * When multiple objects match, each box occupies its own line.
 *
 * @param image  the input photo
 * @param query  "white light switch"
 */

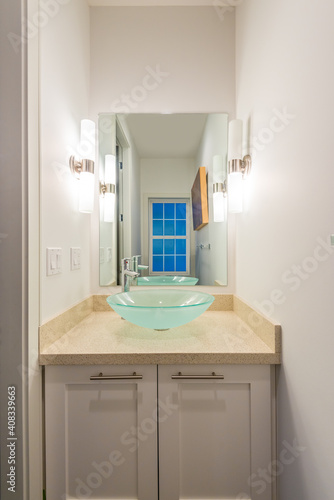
xmin=46 ymin=248 xmax=62 ymax=276
xmin=107 ymin=247 xmax=112 ymax=262
xmin=70 ymin=247 xmax=81 ymax=271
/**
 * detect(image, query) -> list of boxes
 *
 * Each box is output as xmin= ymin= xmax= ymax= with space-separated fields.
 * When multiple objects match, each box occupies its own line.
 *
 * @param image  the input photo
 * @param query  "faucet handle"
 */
xmin=122 ymin=257 xmax=132 ymax=269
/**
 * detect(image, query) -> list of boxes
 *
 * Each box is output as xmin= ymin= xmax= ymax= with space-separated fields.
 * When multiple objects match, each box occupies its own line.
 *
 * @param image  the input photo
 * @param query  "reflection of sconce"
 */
xmin=69 ymin=119 xmax=96 ymax=213
xmin=228 ymin=119 xmax=252 ymax=213
xmin=100 ymin=154 xmax=116 ymax=223
xmin=212 ymin=155 xmax=227 ymax=222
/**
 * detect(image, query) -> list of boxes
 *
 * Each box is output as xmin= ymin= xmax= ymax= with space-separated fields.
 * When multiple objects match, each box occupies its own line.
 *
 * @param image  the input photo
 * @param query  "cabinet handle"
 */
xmin=90 ymin=372 xmax=143 ymax=380
xmin=171 ymin=372 xmax=224 ymax=380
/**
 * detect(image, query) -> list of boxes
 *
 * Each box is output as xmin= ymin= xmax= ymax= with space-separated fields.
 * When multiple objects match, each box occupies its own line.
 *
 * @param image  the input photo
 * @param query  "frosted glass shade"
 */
xmin=228 ymin=171 xmax=243 ymax=213
xmin=104 ymin=192 xmax=115 ymax=223
xmin=228 ymin=119 xmax=243 ymax=161
xmin=105 ymin=154 xmax=116 ymax=184
xmin=213 ymin=191 xmax=225 ymax=222
xmin=79 ymin=171 xmax=95 ymax=213
xmin=213 ymin=155 xmax=225 ymax=183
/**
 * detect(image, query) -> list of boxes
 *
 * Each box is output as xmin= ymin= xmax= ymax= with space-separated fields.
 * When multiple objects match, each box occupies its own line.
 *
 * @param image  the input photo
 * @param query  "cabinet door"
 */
xmin=45 ymin=365 xmax=158 ymax=500
xmin=158 ymin=364 xmax=273 ymax=500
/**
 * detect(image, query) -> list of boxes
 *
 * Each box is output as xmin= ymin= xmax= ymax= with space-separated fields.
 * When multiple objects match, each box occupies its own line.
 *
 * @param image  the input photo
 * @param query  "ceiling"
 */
xmin=88 ymin=1 xmax=215 ymax=5
xmin=124 ymin=114 xmax=208 ymax=159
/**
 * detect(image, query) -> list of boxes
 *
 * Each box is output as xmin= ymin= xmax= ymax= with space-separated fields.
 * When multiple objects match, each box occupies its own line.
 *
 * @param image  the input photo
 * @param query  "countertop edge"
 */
xmin=40 ymin=352 xmax=281 ymax=366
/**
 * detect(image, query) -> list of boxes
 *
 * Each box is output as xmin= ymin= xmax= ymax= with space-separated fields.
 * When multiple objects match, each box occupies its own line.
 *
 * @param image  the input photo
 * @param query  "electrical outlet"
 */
xmin=70 ymin=247 xmax=81 ymax=271
xmin=46 ymin=248 xmax=62 ymax=276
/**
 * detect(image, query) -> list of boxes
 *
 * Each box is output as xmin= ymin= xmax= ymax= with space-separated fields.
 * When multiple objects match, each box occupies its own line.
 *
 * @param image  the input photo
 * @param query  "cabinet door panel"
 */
xmin=158 ymin=364 xmax=273 ymax=500
xmin=178 ymin=382 xmax=251 ymax=498
xmin=45 ymin=365 xmax=158 ymax=500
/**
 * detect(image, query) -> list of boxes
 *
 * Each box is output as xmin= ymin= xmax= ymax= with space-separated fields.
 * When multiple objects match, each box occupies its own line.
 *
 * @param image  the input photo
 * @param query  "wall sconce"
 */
xmin=69 ymin=119 xmax=96 ymax=213
xmin=100 ymin=154 xmax=116 ymax=223
xmin=212 ymin=155 xmax=226 ymax=222
xmin=228 ymin=119 xmax=251 ymax=213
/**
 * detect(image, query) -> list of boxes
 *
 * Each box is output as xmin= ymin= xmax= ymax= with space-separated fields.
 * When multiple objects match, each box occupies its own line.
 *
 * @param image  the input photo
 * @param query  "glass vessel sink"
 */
xmin=106 ymin=289 xmax=214 ymax=330
xmin=137 ymin=276 xmax=199 ymax=286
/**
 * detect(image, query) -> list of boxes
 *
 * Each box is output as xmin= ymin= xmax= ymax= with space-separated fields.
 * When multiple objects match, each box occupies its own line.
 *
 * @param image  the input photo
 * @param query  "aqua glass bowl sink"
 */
xmin=106 ymin=290 xmax=214 ymax=330
xmin=137 ymin=276 xmax=199 ymax=286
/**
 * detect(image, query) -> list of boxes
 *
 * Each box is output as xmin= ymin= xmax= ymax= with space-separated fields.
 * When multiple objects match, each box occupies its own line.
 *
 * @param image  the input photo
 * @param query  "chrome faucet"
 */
xmin=121 ymin=258 xmax=139 ymax=292
xmin=131 ymin=255 xmax=149 ymax=285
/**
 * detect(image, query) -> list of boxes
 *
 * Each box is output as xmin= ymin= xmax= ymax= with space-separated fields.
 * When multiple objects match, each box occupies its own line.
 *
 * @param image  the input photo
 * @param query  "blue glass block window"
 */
xmin=153 ymin=219 xmax=163 ymax=236
xmin=153 ymin=203 xmax=163 ymax=219
xmin=164 ymin=203 xmax=175 ymax=219
xmin=152 ymin=256 xmax=163 ymax=272
xmin=176 ymin=239 xmax=186 ymax=255
xmin=153 ymin=239 xmax=163 ymax=254
xmin=164 ymin=239 xmax=175 ymax=255
xmin=176 ymin=256 xmax=187 ymax=272
xmin=150 ymin=200 xmax=190 ymax=275
xmin=164 ymin=256 xmax=175 ymax=272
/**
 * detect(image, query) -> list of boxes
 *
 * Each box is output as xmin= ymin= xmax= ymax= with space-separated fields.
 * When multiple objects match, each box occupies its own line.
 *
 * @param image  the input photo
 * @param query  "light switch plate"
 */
xmin=331 ymin=235 xmax=334 ymax=246
xmin=107 ymin=247 xmax=112 ymax=262
xmin=70 ymin=247 xmax=81 ymax=271
xmin=46 ymin=248 xmax=62 ymax=276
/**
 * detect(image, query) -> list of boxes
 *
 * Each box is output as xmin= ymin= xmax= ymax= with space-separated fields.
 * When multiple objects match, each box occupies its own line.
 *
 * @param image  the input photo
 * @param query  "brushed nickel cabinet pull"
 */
xmin=171 ymin=372 xmax=224 ymax=380
xmin=90 ymin=372 xmax=143 ymax=380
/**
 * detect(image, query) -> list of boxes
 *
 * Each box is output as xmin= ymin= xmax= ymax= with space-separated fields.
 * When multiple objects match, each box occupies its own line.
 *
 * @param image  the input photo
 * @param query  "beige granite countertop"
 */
xmin=39 ymin=294 xmax=281 ymax=365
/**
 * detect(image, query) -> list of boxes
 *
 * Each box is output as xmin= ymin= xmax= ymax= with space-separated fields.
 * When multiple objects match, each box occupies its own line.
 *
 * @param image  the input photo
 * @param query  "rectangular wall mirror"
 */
xmin=98 ymin=113 xmax=228 ymax=287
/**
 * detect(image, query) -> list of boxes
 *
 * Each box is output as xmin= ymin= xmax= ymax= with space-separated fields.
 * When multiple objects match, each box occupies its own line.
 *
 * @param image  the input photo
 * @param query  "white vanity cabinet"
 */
xmin=45 ymin=364 xmax=274 ymax=500
xmin=158 ymin=364 xmax=274 ymax=500
xmin=44 ymin=365 xmax=158 ymax=500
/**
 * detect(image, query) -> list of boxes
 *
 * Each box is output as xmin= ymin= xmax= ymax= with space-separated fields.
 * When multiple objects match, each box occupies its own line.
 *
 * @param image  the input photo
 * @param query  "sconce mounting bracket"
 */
xmin=228 ymin=154 xmax=252 ymax=178
xmin=69 ymin=156 xmax=94 ymax=179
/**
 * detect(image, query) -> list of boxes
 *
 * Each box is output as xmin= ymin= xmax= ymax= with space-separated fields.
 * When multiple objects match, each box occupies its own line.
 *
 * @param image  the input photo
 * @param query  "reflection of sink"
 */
xmin=106 ymin=290 xmax=214 ymax=330
xmin=137 ymin=276 xmax=199 ymax=286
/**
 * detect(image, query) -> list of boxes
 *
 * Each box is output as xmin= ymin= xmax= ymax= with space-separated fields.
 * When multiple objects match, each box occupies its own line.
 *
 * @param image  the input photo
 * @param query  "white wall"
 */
xmin=195 ymin=113 xmax=229 ymax=286
xmin=40 ymin=0 xmax=91 ymax=322
xmin=90 ymin=6 xmax=235 ymax=115
xmin=141 ymin=158 xmax=195 ymax=193
xmin=235 ymin=0 xmax=334 ymax=498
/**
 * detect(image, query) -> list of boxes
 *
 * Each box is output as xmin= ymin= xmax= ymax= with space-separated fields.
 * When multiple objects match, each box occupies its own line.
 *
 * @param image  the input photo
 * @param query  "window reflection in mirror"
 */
xmin=99 ymin=113 xmax=228 ymax=287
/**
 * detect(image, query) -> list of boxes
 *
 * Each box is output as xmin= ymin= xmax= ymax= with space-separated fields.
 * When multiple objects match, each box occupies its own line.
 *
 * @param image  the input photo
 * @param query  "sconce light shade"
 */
xmin=105 ymin=154 xmax=116 ymax=184
xmin=213 ymin=190 xmax=225 ymax=222
xmin=104 ymin=191 xmax=116 ymax=223
xmin=228 ymin=119 xmax=243 ymax=161
xmin=212 ymin=155 xmax=226 ymax=222
xmin=79 ymin=168 xmax=95 ymax=214
xmin=69 ymin=119 xmax=96 ymax=214
xmin=101 ymin=154 xmax=116 ymax=223
xmin=227 ymin=119 xmax=251 ymax=214
xmin=228 ymin=171 xmax=243 ymax=213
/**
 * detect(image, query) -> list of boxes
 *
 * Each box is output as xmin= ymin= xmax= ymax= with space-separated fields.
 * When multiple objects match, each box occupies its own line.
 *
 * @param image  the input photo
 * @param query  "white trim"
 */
xmin=27 ymin=0 xmax=43 ymax=498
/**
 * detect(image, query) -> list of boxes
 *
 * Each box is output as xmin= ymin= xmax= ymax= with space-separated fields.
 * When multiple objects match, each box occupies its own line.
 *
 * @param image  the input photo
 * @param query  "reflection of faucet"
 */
xmin=131 ymin=255 xmax=149 ymax=285
xmin=121 ymin=258 xmax=140 ymax=292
